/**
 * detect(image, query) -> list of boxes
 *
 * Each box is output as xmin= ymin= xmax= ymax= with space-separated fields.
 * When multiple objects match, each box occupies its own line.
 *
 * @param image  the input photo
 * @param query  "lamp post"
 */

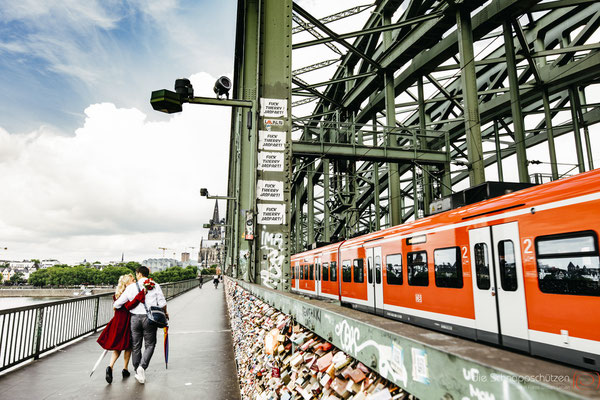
xmin=151 ymin=77 xmax=256 ymax=282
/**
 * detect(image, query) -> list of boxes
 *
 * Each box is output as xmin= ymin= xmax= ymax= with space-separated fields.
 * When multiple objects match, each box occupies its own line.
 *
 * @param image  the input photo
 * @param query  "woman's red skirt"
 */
xmin=97 ymin=307 xmax=132 ymax=351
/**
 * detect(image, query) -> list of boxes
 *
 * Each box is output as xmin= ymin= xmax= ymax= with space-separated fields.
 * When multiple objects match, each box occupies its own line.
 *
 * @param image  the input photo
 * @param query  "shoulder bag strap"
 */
xmin=135 ymin=281 xmax=150 ymax=314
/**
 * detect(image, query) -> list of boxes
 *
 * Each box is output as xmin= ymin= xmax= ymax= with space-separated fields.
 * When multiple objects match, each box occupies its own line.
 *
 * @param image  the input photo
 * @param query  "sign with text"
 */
xmin=258 ymin=151 xmax=284 ymax=171
xmin=258 ymin=130 xmax=285 ymax=151
xmin=257 ymin=180 xmax=284 ymax=201
xmin=257 ymin=203 xmax=286 ymax=225
xmin=260 ymin=98 xmax=287 ymax=118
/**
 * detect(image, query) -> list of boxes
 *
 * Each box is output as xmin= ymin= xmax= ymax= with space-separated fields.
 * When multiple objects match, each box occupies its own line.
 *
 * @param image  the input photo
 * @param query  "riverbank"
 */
xmin=0 ymin=288 xmax=113 ymax=297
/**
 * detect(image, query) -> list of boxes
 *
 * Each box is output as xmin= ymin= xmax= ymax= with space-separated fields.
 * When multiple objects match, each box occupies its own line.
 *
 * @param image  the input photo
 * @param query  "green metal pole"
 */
xmin=307 ymin=162 xmax=315 ymax=246
xmin=493 ymin=120 xmax=504 ymax=181
xmin=503 ymin=22 xmax=529 ymax=183
xmin=417 ymin=76 xmax=431 ymax=211
xmin=541 ymin=90 xmax=559 ymax=181
xmin=457 ymin=8 xmax=485 ymax=186
xmin=568 ymin=87 xmax=586 ymax=173
xmin=323 ymin=158 xmax=331 ymax=242
xmin=383 ymin=12 xmax=401 ymax=226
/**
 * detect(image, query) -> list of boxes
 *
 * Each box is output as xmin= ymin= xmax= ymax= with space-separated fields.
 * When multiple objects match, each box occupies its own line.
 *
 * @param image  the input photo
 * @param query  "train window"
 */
xmin=474 ymin=243 xmax=491 ymax=290
xmin=353 ymin=259 xmax=364 ymax=283
xmin=342 ymin=261 xmax=352 ymax=282
xmin=330 ymin=261 xmax=337 ymax=282
xmin=498 ymin=240 xmax=518 ymax=291
xmin=322 ymin=262 xmax=329 ymax=282
xmin=375 ymin=255 xmax=382 ymax=284
xmin=367 ymin=256 xmax=373 ymax=284
xmin=386 ymin=254 xmax=403 ymax=285
xmin=434 ymin=247 xmax=463 ymax=288
xmin=292 ymin=266 xmax=295 ymax=280
xmin=303 ymin=265 xmax=308 ymax=280
xmin=407 ymin=251 xmax=428 ymax=286
xmin=310 ymin=264 xmax=314 ymax=280
xmin=536 ymin=231 xmax=600 ymax=296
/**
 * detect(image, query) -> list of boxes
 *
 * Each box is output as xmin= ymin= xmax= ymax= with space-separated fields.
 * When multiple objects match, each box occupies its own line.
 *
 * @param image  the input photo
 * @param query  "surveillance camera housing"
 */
xmin=150 ymin=89 xmax=183 ymax=114
xmin=175 ymin=78 xmax=194 ymax=99
xmin=213 ymin=76 xmax=232 ymax=99
xmin=200 ymin=188 xmax=209 ymax=197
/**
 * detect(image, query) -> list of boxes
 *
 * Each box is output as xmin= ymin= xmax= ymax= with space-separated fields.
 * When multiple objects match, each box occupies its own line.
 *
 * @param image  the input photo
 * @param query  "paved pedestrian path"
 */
xmin=0 ymin=283 xmax=241 ymax=400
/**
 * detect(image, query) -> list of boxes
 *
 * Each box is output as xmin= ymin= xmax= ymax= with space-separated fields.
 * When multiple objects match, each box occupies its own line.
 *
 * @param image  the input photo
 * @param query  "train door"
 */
xmin=367 ymin=247 xmax=384 ymax=314
xmin=469 ymin=222 xmax=529 ymax=351
xmin=315 ymin=257 xmax=321 ymax=297
xmin=469 ymin=227 xmax=499 ymax=344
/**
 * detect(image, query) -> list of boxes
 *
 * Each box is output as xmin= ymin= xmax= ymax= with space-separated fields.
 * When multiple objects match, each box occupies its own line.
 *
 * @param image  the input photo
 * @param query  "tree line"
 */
xmin=22 ymin=262 xmax=198 ymax=287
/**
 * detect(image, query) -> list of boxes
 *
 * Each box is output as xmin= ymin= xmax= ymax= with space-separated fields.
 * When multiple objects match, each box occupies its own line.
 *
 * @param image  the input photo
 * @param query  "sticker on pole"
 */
xmin=260 ymin=98 xmax=287 ymax=118
xmin=257 ymin=204 xmax=286 ymax=225
xmin=264 ymin=119 xmax=284 ymax=130
xmin=258 ymin=151 xmax=284 ymax=171
xmin=259 ymin=130 xmax=285 ymax=151
xmin=257 ymin=180 xmax=284 ymax=201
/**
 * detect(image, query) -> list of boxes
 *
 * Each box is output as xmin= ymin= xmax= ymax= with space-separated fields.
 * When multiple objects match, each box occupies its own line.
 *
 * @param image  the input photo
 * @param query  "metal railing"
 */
xmin=0 ymin=278 xmax=198 ymax=373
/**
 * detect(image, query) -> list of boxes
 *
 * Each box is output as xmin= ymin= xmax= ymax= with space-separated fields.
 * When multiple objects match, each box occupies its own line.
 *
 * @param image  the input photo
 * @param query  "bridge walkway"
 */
xmin=0 ymin=282 xmax=241 ymax=400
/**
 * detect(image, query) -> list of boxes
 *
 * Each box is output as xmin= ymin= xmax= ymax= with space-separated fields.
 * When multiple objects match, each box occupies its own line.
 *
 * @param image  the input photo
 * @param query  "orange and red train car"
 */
xmin=291 ymin=169 xmax=600 ymax=370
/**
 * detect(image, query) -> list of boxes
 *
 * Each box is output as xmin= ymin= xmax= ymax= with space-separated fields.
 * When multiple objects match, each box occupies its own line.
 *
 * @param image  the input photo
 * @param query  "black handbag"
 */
xmin=136 ymin=281 xmax=168 ymax=328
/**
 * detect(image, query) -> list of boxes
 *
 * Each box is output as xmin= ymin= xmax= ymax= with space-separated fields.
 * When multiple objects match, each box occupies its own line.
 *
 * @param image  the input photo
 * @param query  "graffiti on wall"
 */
xmin=239 ymin=249 xmax=249 ymax=280
xmin=260 ymin=227 xmax=285 ymax=289
xmin=334 ymin=319 xmax=408 ymax=387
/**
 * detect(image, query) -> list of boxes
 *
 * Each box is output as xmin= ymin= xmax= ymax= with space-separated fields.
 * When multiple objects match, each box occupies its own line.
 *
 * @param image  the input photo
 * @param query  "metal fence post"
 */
xmin=93 ymin=297 xmax=100 ymax=332
xmin=33 ymin=308 xmax=44 ymax=360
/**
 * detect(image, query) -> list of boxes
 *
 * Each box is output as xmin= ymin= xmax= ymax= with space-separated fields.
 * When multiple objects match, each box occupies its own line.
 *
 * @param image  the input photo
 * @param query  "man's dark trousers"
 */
xmin=131 ymin=314 xmax=157 ymax=369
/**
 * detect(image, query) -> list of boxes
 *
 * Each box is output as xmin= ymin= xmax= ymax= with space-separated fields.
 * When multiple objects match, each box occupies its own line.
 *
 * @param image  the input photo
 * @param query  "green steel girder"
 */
xmin=292 ymin=141 xmax=448 ymax=165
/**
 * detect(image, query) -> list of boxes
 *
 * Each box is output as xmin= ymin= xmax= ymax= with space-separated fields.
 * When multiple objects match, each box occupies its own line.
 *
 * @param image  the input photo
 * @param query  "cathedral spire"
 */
xmin=208 ymin=200 xmax=221 ymax=240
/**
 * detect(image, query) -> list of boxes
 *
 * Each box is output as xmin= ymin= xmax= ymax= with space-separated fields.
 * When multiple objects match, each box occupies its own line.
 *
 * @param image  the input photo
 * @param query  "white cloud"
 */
xmin=0 ymin=72 xmax=231 ymax=264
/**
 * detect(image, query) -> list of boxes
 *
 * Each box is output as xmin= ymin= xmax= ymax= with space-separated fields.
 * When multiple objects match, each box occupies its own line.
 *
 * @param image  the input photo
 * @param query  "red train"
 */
xmin=291 ymin=169 xmax=600 ymax=371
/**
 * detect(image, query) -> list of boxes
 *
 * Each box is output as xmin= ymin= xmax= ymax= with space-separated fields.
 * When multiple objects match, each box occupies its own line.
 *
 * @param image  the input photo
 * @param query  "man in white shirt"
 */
xmin=114 ymin=266 xmax=167 ymax=384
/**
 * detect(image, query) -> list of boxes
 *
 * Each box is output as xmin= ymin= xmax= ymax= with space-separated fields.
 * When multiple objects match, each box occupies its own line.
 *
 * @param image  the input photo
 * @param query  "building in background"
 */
xmin=142 ymin=258 xmax=181 ymax=273
xmin=181 ymin=252 xmax=190 ymax=262
xmin=208 ymin=200 xmax=223 ymax=240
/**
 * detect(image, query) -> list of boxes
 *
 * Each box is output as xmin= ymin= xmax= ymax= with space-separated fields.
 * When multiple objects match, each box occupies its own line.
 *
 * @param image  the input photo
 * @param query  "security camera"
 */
xmin=213 ymin=76 xmax=231 ymax=99
xmin=175 ymin=78 xmax=194 ymax=99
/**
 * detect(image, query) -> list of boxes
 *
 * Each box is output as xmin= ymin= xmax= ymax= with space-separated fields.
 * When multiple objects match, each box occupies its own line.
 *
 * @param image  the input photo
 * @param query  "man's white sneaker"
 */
xmin=134 ymin=366 xmax=146 ymax=384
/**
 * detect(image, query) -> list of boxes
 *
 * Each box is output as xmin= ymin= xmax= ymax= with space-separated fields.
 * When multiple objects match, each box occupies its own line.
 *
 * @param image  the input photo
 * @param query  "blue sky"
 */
xmin=0 ymin=0 xmax=237 ymax=134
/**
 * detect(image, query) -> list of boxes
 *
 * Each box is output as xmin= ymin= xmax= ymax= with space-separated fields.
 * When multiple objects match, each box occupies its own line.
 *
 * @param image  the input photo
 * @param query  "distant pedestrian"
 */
xmin=213 ymin=274 xmax=219 ymax=288
xmin=114 ymin=266 xmax=168 ymax=384
xmin=97 ymin=274 xmax=146 ymax=384
xmin=198 ymin=275 xmax=203 ymax=289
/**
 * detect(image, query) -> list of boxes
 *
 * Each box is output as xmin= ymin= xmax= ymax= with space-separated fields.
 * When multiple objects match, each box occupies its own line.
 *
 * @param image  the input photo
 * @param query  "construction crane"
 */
xmin=158 ymin=247 xmax=171 ymax=257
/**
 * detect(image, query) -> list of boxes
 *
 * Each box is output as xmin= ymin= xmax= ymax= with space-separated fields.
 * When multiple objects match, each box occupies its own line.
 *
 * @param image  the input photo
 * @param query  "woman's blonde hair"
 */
xmin=115 ymin=274 xmax=134 ymax=299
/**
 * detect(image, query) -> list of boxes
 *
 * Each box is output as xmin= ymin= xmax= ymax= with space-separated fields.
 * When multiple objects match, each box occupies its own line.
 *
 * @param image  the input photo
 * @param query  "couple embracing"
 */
xmin=97 ymin=266 xmax=168 ymax=384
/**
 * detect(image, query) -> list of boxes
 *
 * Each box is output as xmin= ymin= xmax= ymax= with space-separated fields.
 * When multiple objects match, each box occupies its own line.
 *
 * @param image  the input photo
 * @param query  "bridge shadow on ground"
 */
xmin=0 ymin=284 xmax=240 ymax=400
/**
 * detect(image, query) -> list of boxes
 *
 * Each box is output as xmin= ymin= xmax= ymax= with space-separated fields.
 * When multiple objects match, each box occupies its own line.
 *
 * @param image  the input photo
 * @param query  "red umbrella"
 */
xmin=163 ymin=326 xmax=169 ymax=369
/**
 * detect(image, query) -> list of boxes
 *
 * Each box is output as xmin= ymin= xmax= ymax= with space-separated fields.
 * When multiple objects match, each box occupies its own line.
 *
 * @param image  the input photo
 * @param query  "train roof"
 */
xmin=293 ymin=169 xmax=600 ymax=256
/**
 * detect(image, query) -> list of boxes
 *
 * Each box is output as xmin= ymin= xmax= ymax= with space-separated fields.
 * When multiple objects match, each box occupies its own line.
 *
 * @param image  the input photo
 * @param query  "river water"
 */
xmin=0 ymin=297 xmax=70 ymax=311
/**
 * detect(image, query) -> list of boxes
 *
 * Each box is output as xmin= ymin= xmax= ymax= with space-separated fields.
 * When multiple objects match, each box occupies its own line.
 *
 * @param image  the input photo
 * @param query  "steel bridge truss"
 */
xmin=290 ymin=0 xmax=600 ymax=251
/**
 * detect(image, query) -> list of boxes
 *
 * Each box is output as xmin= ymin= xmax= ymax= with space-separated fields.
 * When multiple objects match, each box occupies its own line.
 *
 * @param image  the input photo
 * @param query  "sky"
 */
xmin=0 ymin=0 xmax=240 ymax=264
xmin=0 ymin=0 xmax=369 ymax=265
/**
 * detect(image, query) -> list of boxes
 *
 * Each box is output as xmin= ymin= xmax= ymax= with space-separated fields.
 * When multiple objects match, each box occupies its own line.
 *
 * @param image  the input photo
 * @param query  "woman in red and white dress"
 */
xmin=97 ymin=274 xmax=145 ymax=383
